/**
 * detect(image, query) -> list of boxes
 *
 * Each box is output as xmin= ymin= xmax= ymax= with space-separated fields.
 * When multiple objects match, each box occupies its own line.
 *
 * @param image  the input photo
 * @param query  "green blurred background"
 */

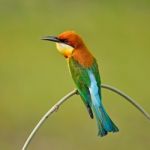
xmin=0 ymin=0 xmax=150 ymax=149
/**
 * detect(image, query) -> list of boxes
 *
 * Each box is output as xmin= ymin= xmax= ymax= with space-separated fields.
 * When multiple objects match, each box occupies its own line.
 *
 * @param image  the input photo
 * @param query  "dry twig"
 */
xmin=22 ymin=84 xmax=150 ymax=150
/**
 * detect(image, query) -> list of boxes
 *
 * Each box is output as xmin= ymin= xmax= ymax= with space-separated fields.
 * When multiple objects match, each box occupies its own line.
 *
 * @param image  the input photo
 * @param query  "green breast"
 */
xmin=69 ymin=57 xmax=90 ymax=87
xmin=68 ymin=57 xmax=101 ymax=86
xmin=68 ymin=57 xmax=101 ymax=103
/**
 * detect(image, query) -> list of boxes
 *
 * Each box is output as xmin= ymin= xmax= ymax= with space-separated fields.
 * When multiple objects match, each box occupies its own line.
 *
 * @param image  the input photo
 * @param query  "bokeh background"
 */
xmin=0 ymin=0 xmax=150 ymax=150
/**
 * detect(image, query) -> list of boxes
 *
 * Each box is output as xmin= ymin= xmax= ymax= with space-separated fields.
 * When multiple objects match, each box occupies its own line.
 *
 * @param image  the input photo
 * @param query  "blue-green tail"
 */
xmin=93 ymin=103 xmax=119 ymax=136
xmin=87 ymin=70 xmax=119 ymax=136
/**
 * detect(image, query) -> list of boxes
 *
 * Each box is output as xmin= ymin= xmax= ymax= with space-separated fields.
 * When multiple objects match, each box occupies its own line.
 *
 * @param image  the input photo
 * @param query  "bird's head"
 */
xmin=42 ymin=31 xmax=84 ymax=58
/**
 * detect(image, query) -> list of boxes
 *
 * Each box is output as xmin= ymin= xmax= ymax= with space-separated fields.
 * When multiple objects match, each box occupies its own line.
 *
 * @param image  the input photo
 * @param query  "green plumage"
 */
xmin=68 ymin=57 xmax=119 ymax=136
xmin=68 ymin=57 xmax=101 ymax=116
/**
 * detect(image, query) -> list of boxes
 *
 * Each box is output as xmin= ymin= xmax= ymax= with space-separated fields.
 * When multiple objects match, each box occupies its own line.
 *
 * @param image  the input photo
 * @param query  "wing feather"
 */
xmin=68 ymin=57 xmax=101 ymax=106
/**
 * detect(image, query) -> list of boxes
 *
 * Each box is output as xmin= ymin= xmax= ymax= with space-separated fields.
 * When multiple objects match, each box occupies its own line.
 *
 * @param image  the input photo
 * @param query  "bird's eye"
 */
xmin=61 ymin=39 xmax=68 ymax=44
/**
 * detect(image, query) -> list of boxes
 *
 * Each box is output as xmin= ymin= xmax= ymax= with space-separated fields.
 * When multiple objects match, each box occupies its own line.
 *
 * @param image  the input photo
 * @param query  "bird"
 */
xmin=42 ymin=31 xmax=119 ymax=136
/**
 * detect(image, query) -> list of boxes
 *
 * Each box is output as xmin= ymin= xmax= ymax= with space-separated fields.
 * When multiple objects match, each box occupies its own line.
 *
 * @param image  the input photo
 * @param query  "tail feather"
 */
xmin=87 ymin=70 xmax=118 ymax=136
xmin=93 ymin=109 xmax=108 ymax=136
xmin=93 ymin=104 xmax=119 ymax=136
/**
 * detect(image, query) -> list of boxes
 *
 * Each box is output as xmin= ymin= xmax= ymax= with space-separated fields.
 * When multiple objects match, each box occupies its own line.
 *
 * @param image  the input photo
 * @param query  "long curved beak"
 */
xmin=41 ymin=36 xmax=61 ymax=43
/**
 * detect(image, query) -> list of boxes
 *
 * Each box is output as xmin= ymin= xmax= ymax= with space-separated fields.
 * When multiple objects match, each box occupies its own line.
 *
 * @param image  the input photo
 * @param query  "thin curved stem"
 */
xmin=22 ymin=89 xmax=78 ymax=150
xmin=101 ymin=84 xmax=150 ymax=120
xmin=22 ymin=84 xmax=150 ymax=150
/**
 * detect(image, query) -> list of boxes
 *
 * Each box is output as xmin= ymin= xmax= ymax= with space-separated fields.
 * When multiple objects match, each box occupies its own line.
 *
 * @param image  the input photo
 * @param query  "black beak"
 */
xmin=41 ymin=36 xmax=61 ymax=43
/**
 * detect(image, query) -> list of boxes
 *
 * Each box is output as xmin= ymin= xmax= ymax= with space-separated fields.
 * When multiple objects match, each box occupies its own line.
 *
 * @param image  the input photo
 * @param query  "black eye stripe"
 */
xmin=60 ymin=39 xmax=68 ymax=43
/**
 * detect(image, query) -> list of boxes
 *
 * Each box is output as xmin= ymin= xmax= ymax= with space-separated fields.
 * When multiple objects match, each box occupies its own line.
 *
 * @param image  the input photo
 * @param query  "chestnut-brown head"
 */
xmin=42 ymin=31 xmax=85 ymax=57
xmin=58 ymin=31 xmax=84 ymax=48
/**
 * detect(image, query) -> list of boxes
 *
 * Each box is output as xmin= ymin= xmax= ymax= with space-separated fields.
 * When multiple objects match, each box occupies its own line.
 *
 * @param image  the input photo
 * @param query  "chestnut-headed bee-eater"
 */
xmin=42 ymin=31 xmax=119 ymax=136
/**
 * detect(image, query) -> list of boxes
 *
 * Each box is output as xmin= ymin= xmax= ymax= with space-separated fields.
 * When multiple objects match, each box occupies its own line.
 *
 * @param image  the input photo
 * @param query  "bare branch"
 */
xmin=101 ymin=84 xmax=150 ymax=120
xmin=22 ymin=89 xmax=78 ymax=150
xmin=22 ymin=84 xmax=150 ymax=150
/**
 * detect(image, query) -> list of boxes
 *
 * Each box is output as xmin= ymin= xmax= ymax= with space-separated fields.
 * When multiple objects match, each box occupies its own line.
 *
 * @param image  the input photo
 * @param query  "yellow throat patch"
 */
xmin=56 ymin=43 xmax=74 ymax=57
